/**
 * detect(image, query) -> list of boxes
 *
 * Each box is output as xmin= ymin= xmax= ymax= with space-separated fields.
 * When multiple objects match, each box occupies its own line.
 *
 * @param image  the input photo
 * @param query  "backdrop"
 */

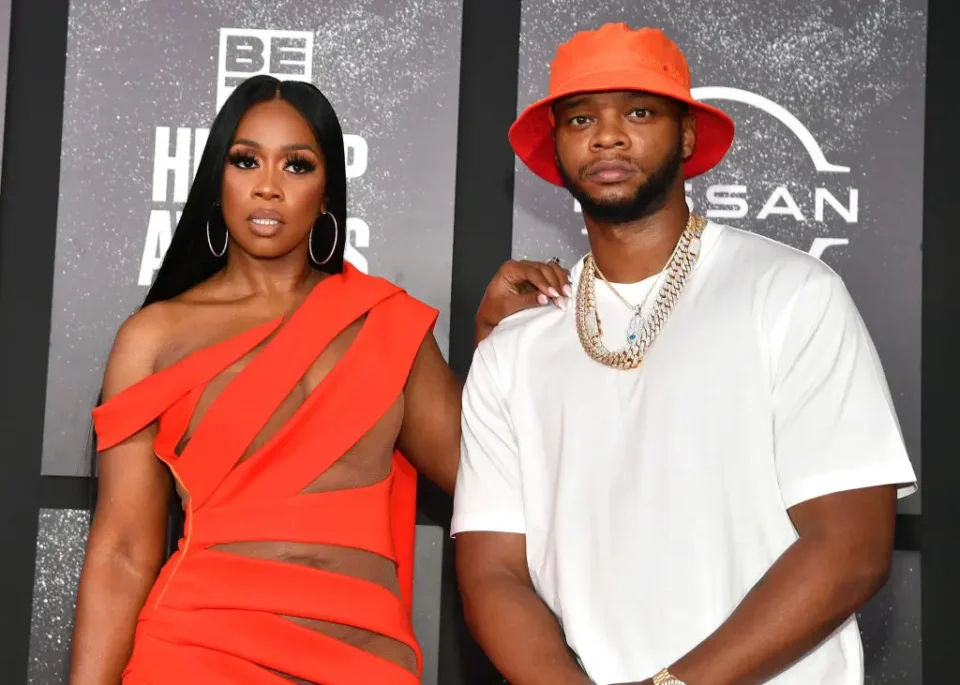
xmin=28 ymin=0 xmax=462 ymax=683
xmin=12 ymin=0 xmax=930 ymax=683
xmin=511 ymin=1 xmax=926 ymax=682
xmin=41 ymin=0 xmax=463 ymax=478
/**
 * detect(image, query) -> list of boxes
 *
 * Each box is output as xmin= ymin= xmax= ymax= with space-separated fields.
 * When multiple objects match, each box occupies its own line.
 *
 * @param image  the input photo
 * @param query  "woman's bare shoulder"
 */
xmin=111 ymin=302 xmax=175 ymax=356
xmin=106 ymin=281 xmax=220 ymax=379
xmin=118 ymin=277 xmax=230 ymax=348
xmin=101 ymin=302 xmax=178 ymax=398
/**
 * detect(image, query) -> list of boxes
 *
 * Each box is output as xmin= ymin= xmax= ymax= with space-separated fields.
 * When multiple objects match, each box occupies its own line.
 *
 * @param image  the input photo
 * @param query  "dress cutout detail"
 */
xmin=92 ymin=264 xmax=437 ymax=685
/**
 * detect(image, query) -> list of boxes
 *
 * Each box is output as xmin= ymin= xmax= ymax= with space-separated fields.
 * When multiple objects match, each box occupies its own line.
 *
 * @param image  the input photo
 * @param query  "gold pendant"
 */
xmin=574 ymin=215 xmax=706 ymax=370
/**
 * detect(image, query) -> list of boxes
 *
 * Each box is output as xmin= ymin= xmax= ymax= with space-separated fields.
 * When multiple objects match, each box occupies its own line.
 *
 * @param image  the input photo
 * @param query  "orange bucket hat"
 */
xmin=509 ymin=23 xmax=735 ymax=185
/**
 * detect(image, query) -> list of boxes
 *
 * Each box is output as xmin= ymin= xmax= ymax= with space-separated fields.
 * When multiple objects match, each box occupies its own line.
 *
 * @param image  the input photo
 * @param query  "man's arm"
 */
xmin=623 ymin=270 xmax=915 ymax=685
xmin=453 ymin=335 xmax=588 ymax=684
xmin=457 ymin=531 xmax=593 ymax=685
xmin=616 ymin=486 xmax=895 ymax=685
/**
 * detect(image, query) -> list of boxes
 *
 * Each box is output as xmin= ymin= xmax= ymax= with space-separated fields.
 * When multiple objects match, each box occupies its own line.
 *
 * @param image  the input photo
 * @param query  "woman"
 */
xmin=69 ymin=75 xmax=569 ymax=685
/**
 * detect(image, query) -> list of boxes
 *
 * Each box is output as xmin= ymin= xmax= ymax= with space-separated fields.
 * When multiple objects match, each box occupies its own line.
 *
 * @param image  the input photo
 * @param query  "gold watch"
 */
xmin=652 ymin=668 xmax=687 ymax=685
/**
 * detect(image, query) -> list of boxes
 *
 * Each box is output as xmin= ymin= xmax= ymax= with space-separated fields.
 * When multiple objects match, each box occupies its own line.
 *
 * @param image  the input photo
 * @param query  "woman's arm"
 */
xmin=396 ymin=334 xmax=462 ymax=494
xmin=399 ymin=258 xmax=570 ymax=491
xmin=70 ymin=310 xmax=173 ymax=685
xmin=475 ymin=259 xmax=571 ymax=346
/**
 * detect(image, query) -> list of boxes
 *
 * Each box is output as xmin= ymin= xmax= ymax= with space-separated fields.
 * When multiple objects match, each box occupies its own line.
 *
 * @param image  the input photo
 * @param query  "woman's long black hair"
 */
xmin=88 ymin=76 xmax=349 ymax=553
xmin=145 ymin=75 xmax=348 ymax=305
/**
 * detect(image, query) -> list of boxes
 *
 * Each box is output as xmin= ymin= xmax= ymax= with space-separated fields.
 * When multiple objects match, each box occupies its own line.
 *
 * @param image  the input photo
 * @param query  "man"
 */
xmin=452 ymin=23 xmax=916 ymax=685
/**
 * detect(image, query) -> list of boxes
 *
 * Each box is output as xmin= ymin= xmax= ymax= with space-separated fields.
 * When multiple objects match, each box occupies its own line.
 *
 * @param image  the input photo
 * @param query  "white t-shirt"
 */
xmin=451 ymin=221 xmax=916 ymax=685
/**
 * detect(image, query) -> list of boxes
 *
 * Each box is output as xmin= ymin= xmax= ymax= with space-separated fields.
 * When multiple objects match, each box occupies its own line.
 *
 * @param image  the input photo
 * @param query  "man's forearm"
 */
xmin=462 ymin=572 xmax=593 ymax=685
xmin=662 ymin=537 xmax=888 ymax=685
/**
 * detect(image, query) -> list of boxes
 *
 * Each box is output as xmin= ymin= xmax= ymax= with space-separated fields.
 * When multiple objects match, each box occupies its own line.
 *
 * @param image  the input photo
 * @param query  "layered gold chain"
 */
xmin=575 ymin=214 xmax=707 ymax=370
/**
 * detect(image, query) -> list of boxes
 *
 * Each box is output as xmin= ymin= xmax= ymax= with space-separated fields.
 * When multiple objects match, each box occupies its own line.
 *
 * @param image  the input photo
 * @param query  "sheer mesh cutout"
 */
xmin=171 ymin=314 xmax=418 ymax=679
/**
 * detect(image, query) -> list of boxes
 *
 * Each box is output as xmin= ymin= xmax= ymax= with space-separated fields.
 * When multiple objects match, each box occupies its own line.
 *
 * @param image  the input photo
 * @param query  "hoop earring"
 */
xmin=309 ymin=211 xmax=339 ymax=265
xmin=206 ymin=215 xmax=227 ymax=257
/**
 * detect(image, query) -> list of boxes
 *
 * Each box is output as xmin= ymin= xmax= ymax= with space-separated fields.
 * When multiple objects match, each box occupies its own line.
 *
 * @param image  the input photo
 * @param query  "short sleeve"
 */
xmin=450 ymin=340 xmax=526 ymax=536
xmin=771 ymin=270 xmax=917 ymax=509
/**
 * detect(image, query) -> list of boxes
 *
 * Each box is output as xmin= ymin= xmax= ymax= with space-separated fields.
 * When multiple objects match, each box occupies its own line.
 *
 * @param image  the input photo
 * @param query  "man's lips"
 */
xmin=584 ymin=160 xmax=636 ymax=183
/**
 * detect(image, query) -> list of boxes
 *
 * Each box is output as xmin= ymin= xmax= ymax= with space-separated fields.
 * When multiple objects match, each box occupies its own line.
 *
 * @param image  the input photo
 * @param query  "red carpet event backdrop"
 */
xmin=25 ymin=0 xmax=925 ymax=683
xmin=30 ymin=0 xmax=462 ymax=683
xmin=41 ymin=0 xmax=464 ymax=478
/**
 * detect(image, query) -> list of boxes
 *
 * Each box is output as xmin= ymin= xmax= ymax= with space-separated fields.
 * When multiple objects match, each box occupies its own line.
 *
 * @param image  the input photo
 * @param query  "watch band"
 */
xmin=652 ymin=667 xmax=687 ymax=685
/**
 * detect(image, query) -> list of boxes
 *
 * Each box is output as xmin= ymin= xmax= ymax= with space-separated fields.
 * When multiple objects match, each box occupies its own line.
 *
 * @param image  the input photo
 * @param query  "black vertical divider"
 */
xmin=920 ymin=0 xmax=959 ymax=683
xmin=447 ymin=2 xmax=523 ymax=380
xmin=435 ymin=0 xmax=523 ymax=682
xmin=0 ymin=0 xmax=71 ymax=677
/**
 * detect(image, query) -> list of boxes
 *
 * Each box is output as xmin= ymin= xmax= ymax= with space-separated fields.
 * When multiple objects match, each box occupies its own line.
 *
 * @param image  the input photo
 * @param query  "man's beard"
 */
xmin=557 ymin=140 xmax=684 ymax=224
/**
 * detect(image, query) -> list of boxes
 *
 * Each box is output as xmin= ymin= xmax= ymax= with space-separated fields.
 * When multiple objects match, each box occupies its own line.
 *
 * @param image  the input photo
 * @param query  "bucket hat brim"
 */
xmin=509 ymin=67 xmax=735 ymax=186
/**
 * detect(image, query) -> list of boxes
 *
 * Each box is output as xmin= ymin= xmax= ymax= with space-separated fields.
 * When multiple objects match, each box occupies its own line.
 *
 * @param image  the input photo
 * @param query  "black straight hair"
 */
xmin=145 ymin=74 xmax=348 ymax=305
xmin=87 ymin=75 xmax=350 ymax=553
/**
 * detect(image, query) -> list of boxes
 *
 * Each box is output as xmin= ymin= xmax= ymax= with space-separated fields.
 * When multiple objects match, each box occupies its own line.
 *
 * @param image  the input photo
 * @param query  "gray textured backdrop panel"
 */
xmin=860 ymin=551 xmax=922 ymax=684
xmin=43 ymin=0 xmax=463 ymax=476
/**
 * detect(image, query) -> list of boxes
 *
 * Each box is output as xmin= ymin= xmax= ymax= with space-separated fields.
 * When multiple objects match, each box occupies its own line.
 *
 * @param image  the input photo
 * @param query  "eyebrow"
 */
xmin=232 ymin=139 xmax=318 ymax=153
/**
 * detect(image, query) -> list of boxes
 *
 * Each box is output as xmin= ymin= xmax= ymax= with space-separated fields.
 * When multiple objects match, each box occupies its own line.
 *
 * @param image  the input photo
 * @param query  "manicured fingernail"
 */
xmin=554 ymin=297 xmax=567 ymax=311
xmin=548 ymin=287 xmax=560 ymax=298
xmin=537 ymin=294 xmax=549 ymax=305
xmin=562 ymin=284 xmax=573 ymax=297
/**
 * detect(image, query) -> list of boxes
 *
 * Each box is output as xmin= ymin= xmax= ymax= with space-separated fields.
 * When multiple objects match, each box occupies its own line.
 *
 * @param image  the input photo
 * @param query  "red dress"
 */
xmin=92 ymin=264 xmax=437 ymax=684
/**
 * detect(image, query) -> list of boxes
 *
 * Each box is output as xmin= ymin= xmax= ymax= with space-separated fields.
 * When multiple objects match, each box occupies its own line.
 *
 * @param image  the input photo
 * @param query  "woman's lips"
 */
xmin=247 ymin=209 xmax=284 ymax=237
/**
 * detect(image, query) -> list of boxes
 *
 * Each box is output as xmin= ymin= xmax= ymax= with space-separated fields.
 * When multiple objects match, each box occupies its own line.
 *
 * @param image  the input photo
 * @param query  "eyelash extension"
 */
xmin=227 ymin=150 xmax=256 ymax=167
xmin=225 ymin=150 xmax=316 ymax=172
xmin=285 ymin=152 xmax=316 ymax=172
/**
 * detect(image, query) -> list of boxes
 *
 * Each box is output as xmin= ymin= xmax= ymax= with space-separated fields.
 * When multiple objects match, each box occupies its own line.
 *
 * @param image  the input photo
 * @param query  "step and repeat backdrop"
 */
xmin=511 ymin=0 xmax=926 ymax=683
xmin=27 ymin=0 xmax=926 ymax=683
xmin=29 ymin=0 xmax=463 ymax=683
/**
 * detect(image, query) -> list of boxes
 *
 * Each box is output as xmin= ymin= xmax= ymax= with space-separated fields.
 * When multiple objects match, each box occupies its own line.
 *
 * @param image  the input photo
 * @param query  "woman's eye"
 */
xmin=286 ymin=159 xmax=316 ymax=174
xmin=228 ymin=152 xmax=258 ymax=169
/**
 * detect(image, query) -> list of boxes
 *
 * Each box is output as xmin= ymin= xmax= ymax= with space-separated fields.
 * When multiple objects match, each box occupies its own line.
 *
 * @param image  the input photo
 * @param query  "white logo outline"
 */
xmin=691 ymin=86 xmax=850 ymax=174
